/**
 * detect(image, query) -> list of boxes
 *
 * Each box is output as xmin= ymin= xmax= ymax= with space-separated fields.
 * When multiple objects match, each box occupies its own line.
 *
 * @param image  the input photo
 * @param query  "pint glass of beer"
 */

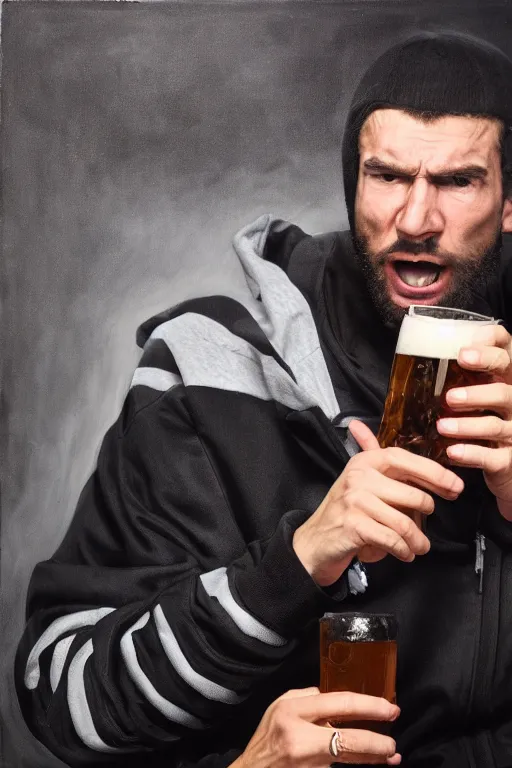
xmin=319 ymin=612 xmax=397 ymax=732
xmin=377 ymin=305 xmax=499 ymax=466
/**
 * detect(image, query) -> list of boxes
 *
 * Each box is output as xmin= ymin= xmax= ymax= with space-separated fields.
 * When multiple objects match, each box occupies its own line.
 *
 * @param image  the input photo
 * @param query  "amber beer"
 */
xmin=319 ymin=613 xmax=397 ymax=733
xmin=378 ymin=305 xmax=499 ymax=466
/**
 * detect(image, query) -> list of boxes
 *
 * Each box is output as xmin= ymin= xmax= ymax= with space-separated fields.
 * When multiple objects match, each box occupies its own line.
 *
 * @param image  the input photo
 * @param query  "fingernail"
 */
xmin=460 ymin=349 xmax=480 ymax=365
xmin=448 ymin=388 xmax=467 ymax=402
xmin=438 ymin=418 xmax=458 ymax=434
xmin=448 ymin=445 xmax=465 ymax=461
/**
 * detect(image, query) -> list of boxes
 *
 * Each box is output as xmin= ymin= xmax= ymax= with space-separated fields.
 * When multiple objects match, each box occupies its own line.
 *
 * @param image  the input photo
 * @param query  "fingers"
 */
xmin=446 ymin=443 xmax=512 ymax=475
xmin=351 ymin=511 xmax=425 ymax=562
xmin=446 ymin=381 xmax=512 ymax=417
xmin=362 ymin=469 xmax=435 ymax=516
xmin=458 ymin=344 xmax=510 ymax=376
xmin=290 ymin=691 xmax=399 ymax=724
xmin=366 ymin=448 xmax=464 ymax=499
xmin=341 ymin=489 xmax=430 ymax=560
xmin=327 ymin=728 xmax=400 ymax=765
xmin=358 ymin=544 xmax=389 ymax=564
xmin=273 ymin=720 xmax=400 ymax=766
xmin=349 ymin=420 xmax=381 ymax=451
xmin=438 ymin=414 xmax=512 ymax=442
xmin=469 ymin=323 xmax=510 ymax=349
xmin=258 ymin=693 xmax=401 ymax=767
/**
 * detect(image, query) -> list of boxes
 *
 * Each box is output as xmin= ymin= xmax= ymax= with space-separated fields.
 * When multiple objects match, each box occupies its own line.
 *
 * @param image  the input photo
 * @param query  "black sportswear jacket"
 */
xmin=16 ymin=215 xmax=512 ymax=768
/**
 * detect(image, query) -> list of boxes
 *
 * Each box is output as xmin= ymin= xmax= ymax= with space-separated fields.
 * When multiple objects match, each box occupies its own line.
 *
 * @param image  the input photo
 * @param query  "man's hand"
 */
xmin=231 ymin=688 xmax=402 ymax=767
xmin=437 ymin=324 xmax=512 ymax=520
xmin=293 ymin=425 xmax=464 ymax=587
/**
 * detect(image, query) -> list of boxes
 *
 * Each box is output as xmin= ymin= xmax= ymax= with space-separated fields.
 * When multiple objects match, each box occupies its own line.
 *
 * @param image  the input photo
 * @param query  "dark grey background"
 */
xmin=2 ymin=1 xmax=511 ymax=766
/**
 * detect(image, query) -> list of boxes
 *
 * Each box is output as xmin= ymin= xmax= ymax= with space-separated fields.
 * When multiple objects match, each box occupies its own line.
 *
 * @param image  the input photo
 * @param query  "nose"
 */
xmin=395 ymin=177 xmax=444 ymax=241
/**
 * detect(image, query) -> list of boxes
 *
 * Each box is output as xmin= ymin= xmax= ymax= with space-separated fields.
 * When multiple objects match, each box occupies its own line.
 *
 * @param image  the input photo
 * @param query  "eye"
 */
xmin=379 ymin=173 xmax=399 ymax=183
xmin=438 ymin=175 xmax=473 ymax=188
xmin=452 ymin=175 xmax=472 ymax=188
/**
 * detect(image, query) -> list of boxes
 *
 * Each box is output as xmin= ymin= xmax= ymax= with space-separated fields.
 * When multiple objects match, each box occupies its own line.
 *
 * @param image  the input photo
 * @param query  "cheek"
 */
xmin=356 ymin=183 xmax=401 ymax=237
xmin=441 ymin=194 xmax=501 ymax=246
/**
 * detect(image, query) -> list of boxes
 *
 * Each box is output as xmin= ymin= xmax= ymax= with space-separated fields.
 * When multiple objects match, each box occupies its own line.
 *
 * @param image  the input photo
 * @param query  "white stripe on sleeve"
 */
xmin=25 ymin=607 xmax=115 ymax=690
xmin=200 ymin=567 xmax=287 ymax=647
xmin=120 ymin=612 xmax=204 ymax=729
xmin=50 ymin=634 xmax=76 ymax=693
xmin=67 ymin=639 xmax=126 ymax=753
xmin=153 ymin=605 xmax=241 ymax=704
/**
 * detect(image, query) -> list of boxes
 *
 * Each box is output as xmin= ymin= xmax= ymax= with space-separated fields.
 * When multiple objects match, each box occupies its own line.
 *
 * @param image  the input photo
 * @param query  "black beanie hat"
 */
xmin=342 ymin=32 xmax=512 ymax=233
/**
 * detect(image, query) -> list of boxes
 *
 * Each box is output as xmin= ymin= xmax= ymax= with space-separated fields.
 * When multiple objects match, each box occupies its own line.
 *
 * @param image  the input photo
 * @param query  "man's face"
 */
xmin=354 ymin=109 xmax=512 ymax=325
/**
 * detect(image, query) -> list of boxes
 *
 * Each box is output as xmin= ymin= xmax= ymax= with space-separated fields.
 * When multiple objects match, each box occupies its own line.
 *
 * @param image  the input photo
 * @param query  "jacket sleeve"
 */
xmin=15 ymin=375 xmax=345 ymax=767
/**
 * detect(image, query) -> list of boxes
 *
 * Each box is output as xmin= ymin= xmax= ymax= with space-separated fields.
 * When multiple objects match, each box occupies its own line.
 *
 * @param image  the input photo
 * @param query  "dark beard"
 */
xmin=353 ymin=230 xmax=502 ymax=328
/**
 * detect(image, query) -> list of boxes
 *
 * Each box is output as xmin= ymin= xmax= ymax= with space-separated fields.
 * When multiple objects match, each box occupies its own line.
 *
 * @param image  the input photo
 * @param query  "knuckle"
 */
xmin=487 ymin=348 xmax=504 ymax=371
xmin=280 ymin=730 xmax=300 ymax=761
xmin=387 ymin=531 xmax=408 ymax=556
xmin=396 ymin=515 xmax=414 ymax=539
xmin=498 ymin=349 xmax=510 ymax=370
xmin=384 ymin=447 xmax=402 ymax=465
xmin=338 ymin=691 xmax=358 ymax=712
xmin=498 ymin=326 xmax=511 ymax=343
xmin=498 ymin=382 xmax=510 ymax=401
xmin=343 ymin=464 xmax=365 ymax=489
xmin=336 ymin=729 xmax=354 ymax=753
xmin=344 ymin=488 xmax=369 ymax=512
xmin=440 ymin=467 xmax=458 ymax=488
xmin=382 ymin=737 xmax=397 ymax=756
xmin=404 ymin=485 xmax=420 ymax=505
xmin=273 ymin=700 xmax=291 ymax=724
xmin=490 ymin=416 xmax=504 ymax=436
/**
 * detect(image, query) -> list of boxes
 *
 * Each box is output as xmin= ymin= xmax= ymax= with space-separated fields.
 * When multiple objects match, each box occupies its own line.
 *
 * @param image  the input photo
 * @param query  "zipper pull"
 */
xmin=475 ymin=532 xmax=486 ymax=594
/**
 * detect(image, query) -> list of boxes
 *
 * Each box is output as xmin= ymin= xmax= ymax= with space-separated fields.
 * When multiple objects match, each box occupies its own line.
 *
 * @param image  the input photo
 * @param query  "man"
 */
xmin=16 ymin=31 xmax=512 ymax=768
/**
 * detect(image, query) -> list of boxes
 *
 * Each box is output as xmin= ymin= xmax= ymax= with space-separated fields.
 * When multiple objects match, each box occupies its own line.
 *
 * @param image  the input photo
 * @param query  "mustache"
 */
xmin=375 ymin=237 xmax=458 ymax=266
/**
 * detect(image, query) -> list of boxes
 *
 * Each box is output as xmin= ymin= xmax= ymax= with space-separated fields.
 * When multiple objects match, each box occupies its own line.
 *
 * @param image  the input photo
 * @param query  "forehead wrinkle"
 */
xmin=359 ymin=126 xmax=499 ymax=177
xmin=359 ymin=110 xmax=501 ymax=159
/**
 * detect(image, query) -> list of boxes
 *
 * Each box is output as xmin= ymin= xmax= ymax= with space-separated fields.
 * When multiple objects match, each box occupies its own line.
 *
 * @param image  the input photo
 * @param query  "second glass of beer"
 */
xmin=378 ymin=305 xmax=499 ymax=465
xmin=319 ymin=612 xmax=398 ymax=732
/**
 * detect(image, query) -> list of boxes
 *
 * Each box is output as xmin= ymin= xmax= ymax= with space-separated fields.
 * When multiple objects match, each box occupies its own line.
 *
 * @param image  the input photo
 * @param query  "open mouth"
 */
xmin=392 ymin=260 xmax=444 ymax=288
xmin=384 ymin=258 xmax=451 ymax=305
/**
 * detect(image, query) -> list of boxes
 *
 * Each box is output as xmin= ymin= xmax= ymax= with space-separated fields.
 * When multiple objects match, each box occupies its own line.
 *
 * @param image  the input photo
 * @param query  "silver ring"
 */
xmin=329 ymin=730 xmax=341 ymax=758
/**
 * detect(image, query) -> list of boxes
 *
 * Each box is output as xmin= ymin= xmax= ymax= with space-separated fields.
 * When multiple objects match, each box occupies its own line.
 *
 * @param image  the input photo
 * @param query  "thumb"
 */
xmin=349 ymin=419 xmax=381 ymax=451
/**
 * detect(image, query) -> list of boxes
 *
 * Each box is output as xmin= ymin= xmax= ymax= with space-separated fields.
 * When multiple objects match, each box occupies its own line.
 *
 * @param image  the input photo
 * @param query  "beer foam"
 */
xmin=397 ymin=314 xmax=494 ymax=359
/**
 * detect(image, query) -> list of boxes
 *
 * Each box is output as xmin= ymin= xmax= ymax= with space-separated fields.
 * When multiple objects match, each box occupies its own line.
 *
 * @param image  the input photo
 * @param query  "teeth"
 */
xmin=395 ymin=264 xmax=441 ymax=288
xmin=400 ymin=270 xmax=439 ymax=287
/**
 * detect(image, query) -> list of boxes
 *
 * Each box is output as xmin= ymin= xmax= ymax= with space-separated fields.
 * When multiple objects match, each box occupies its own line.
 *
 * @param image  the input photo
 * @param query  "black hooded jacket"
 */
xmin=15 ymin=214 xmax=512 ymax=768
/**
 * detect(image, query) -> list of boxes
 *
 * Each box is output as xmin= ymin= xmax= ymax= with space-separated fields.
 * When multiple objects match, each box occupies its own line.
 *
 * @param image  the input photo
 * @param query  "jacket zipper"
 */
xmin=466 ymin=534 xmax=501 ymax=766
xmin=475 ymin=532 xmax=486 ymax=594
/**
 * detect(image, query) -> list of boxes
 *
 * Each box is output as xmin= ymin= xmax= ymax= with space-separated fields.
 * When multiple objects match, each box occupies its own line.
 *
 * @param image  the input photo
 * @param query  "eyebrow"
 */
xmin=363 ymin=157 xmax=488 ymax=181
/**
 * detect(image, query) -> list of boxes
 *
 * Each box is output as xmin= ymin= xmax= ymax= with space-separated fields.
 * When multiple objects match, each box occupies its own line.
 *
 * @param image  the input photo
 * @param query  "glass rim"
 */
xmin=320 ymin=612 xmax=398 ymax=641
xmin=408 ymin=305 xmax=497 ymax=323
xmin=321 ymin=612 xmax=397 ymax=620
